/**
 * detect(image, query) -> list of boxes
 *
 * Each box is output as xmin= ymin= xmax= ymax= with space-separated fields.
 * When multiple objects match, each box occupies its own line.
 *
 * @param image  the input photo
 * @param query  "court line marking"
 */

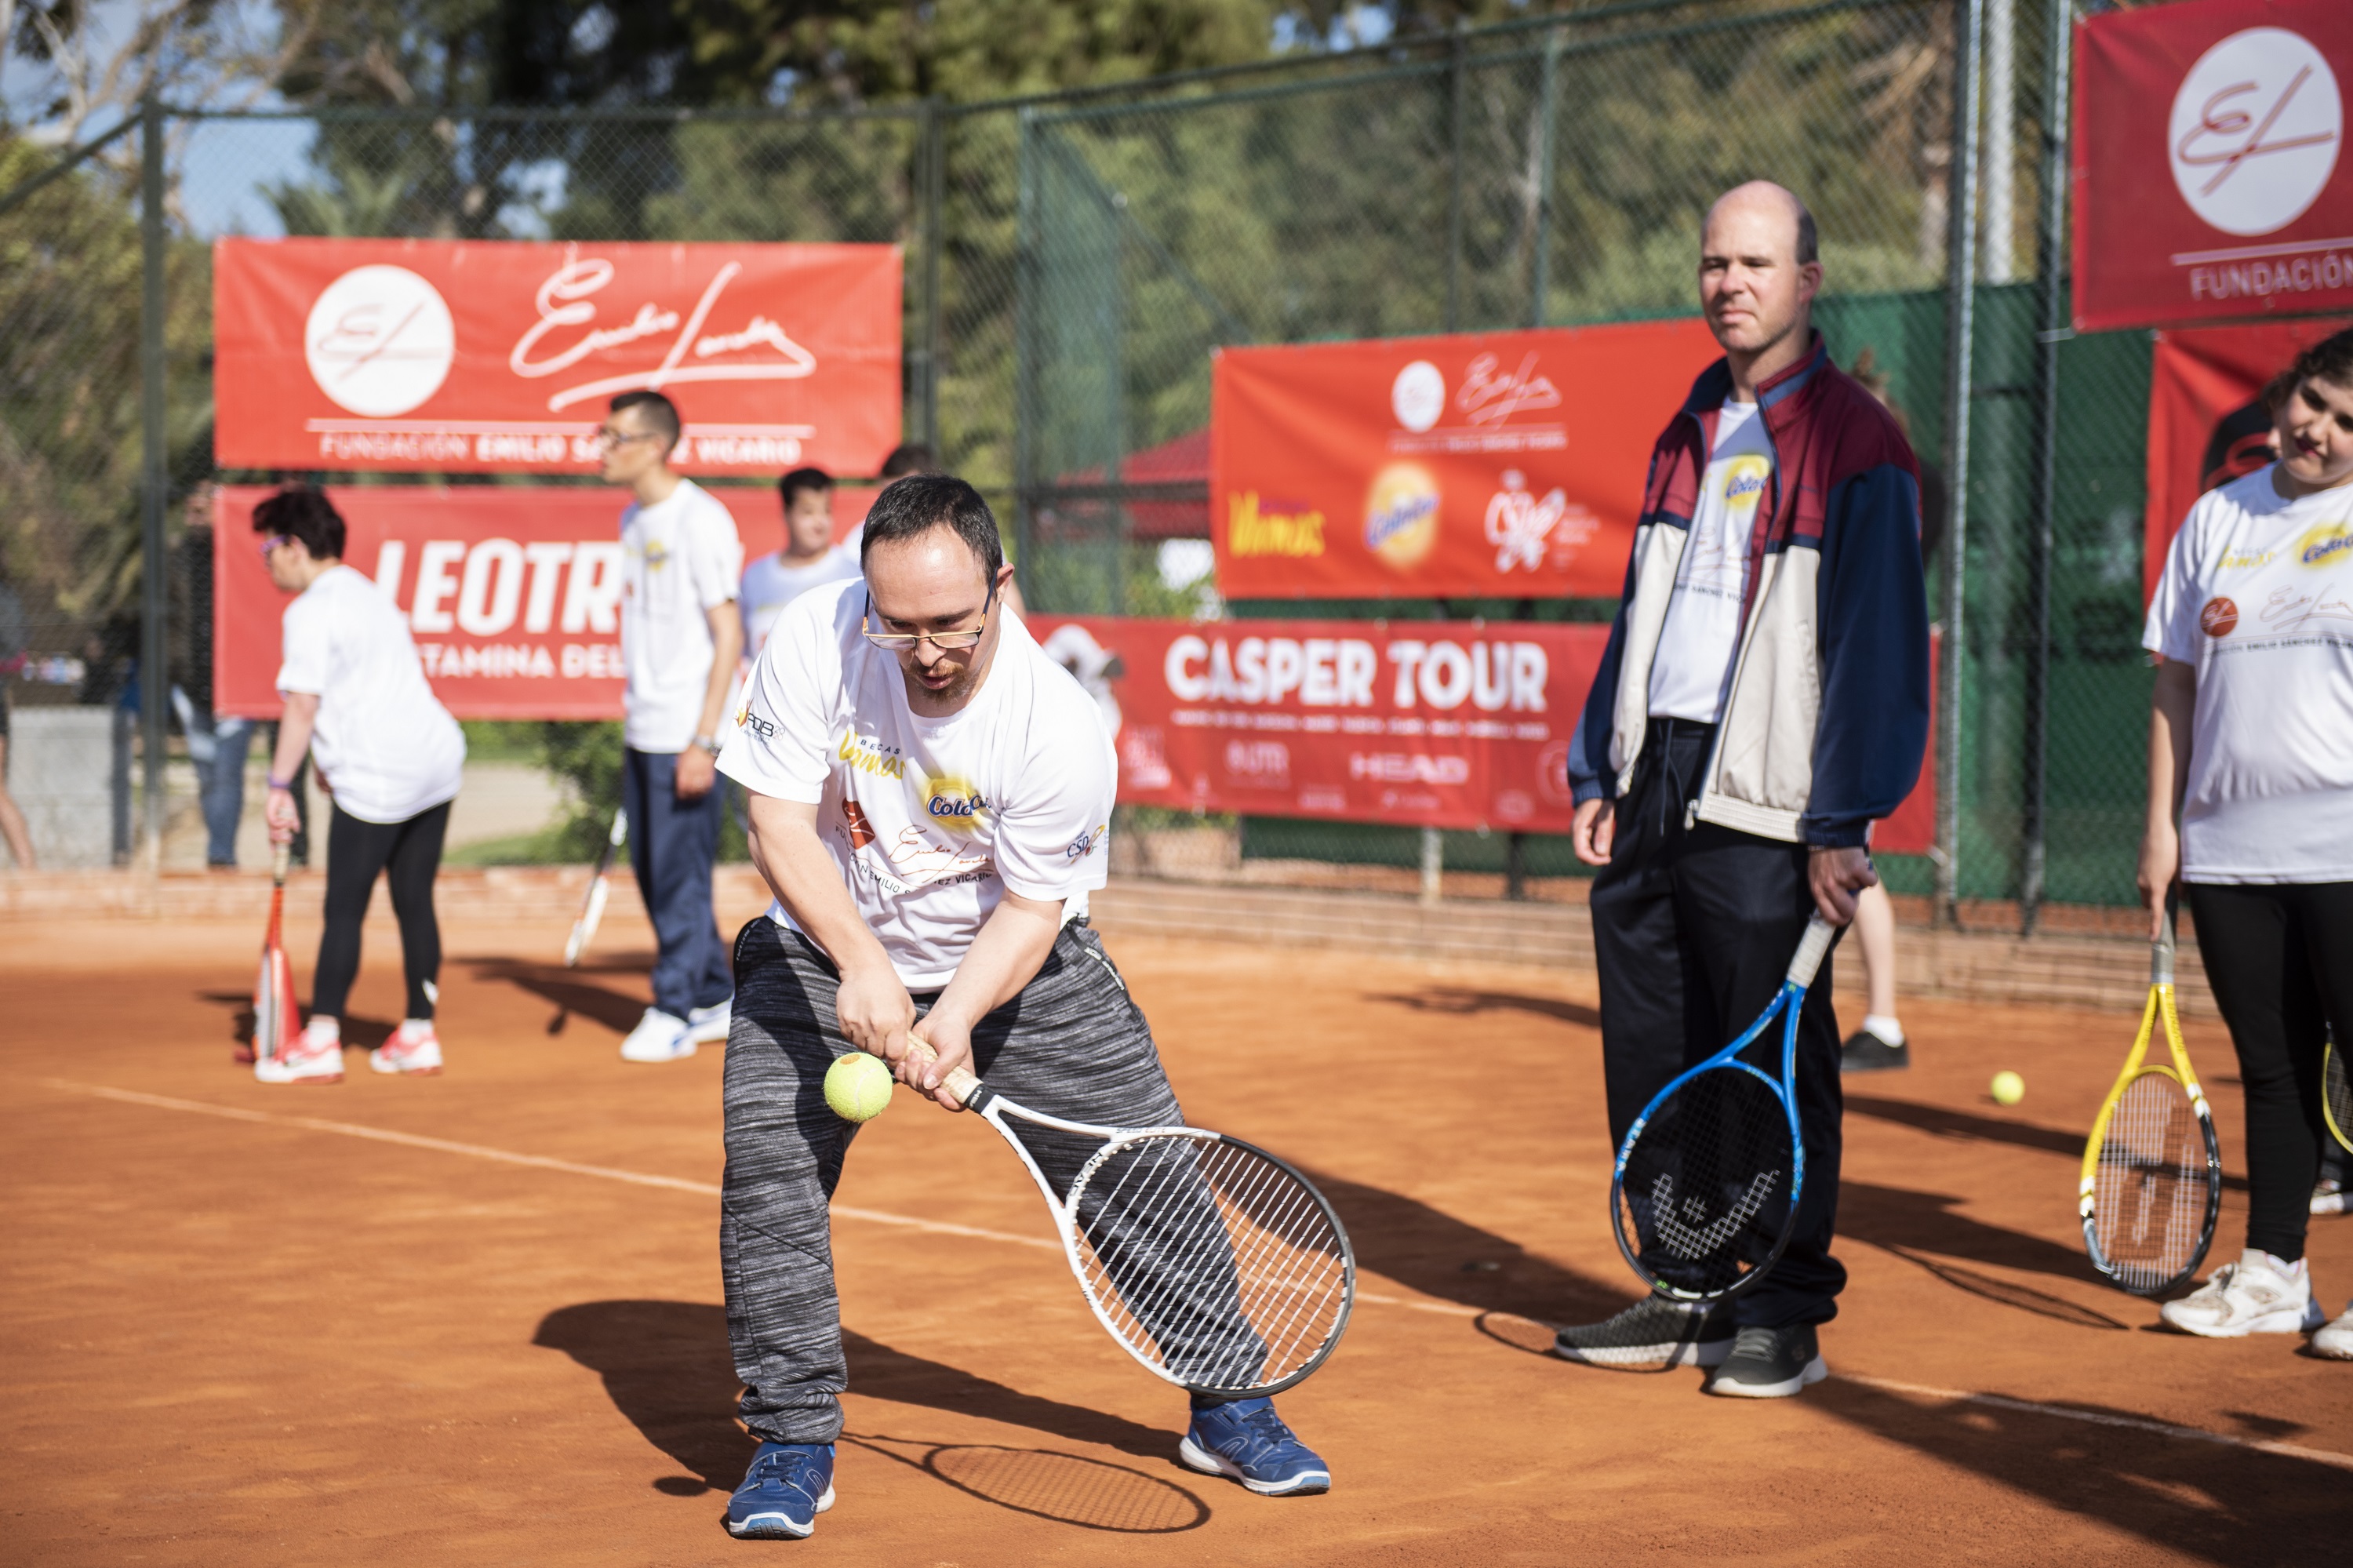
xmin=45 ymin=1078 xmax=2353 ymax=1470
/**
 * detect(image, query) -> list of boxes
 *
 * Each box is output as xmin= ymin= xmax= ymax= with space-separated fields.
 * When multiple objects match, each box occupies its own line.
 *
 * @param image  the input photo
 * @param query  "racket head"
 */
xmin=2083 ymin=1064 xmax=2221 ymax=1297
xmin=1060 ymin=1129 xmax=1354 ymax=1398
xmin=2325 ymin=1040 xmax=2352 ymax=1158
xmin=1611 ymin=1056 xmax=1802 ymax=1305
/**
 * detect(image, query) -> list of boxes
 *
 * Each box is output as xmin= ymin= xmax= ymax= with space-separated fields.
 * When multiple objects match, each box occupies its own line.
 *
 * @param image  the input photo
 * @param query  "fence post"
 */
xmin=139 ymin=93 xmax=169 ymax=875
xmin=1013 ymin=108 xmax=1039 ymax=609
xmin=1935 ymin=0 xmax=1986 ymax=930
xmin=2020 ymin=0 xmax=2074 ymax=937
xmin=918 ymin=96 xmax=945 ymax=453
xmin=1983 ymin=0 xmax=2016 ymax=283
xmin=1529 ymin=25 xmax=1561 ymax=329
xmin=1420 ymin=825 xmax=1443 ymax=907
xmin=1446 ymin=21 xmax=1467 ymax=332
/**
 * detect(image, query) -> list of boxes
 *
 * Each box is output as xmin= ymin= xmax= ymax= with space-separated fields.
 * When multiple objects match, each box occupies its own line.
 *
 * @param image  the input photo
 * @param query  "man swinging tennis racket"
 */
xmin=713 ymin=475 xmax=1331 ymax=1541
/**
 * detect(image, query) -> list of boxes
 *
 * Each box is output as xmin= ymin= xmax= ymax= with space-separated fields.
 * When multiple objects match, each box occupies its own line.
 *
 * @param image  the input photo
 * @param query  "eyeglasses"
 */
xmin=594 ymin=427 xmax=660 ymax=449
xmin=257 ymin=534 xmax=293 ymax=560
xmin=860 ymin=587 xmax=994 ymax=652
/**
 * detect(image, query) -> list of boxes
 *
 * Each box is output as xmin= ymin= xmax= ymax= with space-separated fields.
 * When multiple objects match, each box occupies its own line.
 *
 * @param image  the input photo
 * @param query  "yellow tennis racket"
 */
xmin=2078 ymin=897 xmax=2222 ymax=1297
xmin=2324 ymin=1031 xmax=2351 ymax=1158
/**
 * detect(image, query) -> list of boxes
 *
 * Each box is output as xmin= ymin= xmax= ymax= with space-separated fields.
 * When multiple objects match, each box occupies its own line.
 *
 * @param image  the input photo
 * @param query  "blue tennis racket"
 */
xmin=1609 ymin=914 xmax=1838 ymax=1304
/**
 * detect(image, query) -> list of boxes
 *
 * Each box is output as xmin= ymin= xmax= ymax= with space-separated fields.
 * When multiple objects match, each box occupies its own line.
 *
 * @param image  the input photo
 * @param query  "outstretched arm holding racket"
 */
xmin=707 ymin=477 xmax=1338 ymax=1543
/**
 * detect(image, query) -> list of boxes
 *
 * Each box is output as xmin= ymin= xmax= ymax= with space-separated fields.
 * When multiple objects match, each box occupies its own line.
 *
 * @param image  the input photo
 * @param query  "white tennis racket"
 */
xmin=565 ymin=807 xmax=627 ymax=968
xmin=907 ymin=1039 xmax=1355 ymax=1398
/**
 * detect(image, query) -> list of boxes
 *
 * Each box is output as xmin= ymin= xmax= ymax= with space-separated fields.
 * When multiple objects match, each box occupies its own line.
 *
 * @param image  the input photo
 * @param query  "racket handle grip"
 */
xmin=2152 ymin=889 xmax=2177 ymax=985
xmin=1787 ymin=913 xmax=1838 ymax=988
xmin=904 ymin=1035 xmax=984 ymax=1107
xmin=271 ymin=842 xmax=292 ymax=882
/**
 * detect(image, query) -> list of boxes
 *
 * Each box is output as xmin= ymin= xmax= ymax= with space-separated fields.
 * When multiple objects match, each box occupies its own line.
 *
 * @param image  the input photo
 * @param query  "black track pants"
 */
xmin=2184 ymin=880 xmax=2353 ymax=1263
xmin=1587 ymin=719 xmax=1848 ymax=1329
xmin=312 ymin=801 xmax=449 ymax=1021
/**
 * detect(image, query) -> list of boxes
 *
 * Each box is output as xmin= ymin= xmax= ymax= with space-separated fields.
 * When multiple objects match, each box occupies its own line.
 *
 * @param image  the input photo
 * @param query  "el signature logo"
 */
xmin=1457 ymin=352 xmax=1562 ymax=427
xmin=2177 ymin=64 xmax=2336 ymax=198
xmin=2168 ymin=29 xmax=2342 ymax=238
xmin=511 ymin=252 xmax=819 ymax=412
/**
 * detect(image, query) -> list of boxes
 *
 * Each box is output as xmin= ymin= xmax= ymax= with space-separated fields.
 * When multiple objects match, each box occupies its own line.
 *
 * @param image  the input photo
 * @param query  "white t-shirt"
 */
xmin=740 ymin=544 xmax=863 ymax=658
xmin=717 ymin=580 xmax=1115 ymax=988
xmin=276 ymin=565 xmax=466 ymax=824
xmin=2144 ymin=465 xmax=2353 ymax=884
xmin=1649 ymin=401 xmax=1775 ymax=723
xmin=620 ymin=479 xmax=744 ymax=752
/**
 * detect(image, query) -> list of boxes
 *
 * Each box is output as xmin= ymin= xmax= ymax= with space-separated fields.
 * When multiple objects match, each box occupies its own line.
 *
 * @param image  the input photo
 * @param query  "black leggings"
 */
xmin=2185 ymin=880 xmax=2353 ymax=1263
xmin=313 ymin=802 xmax=449 ymax=1023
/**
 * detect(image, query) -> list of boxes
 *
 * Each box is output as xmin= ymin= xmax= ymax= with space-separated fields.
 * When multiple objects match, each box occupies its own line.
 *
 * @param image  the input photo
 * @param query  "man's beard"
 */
xmin=902 ymin=654 xmax=980 ymax=706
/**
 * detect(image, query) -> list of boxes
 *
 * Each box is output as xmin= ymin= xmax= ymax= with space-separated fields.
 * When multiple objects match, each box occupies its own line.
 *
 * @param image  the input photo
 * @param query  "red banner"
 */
xmin=213 ymin=483 xmax=873 ymax=720
xmin=213 ymin=238 xmax=902 ymax=475
xmin=1209 ymin=321 xmax=1722 ymax=599
xmin=2074 ymin=0 xmax=2353 ymax=331
xmin=2144 ymin=316 xmax=2352 ymax=599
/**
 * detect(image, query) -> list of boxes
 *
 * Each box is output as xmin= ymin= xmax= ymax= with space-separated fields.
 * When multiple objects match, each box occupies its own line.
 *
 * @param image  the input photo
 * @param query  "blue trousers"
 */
xmin=621 ymin=748 xmax=733 ymax=1019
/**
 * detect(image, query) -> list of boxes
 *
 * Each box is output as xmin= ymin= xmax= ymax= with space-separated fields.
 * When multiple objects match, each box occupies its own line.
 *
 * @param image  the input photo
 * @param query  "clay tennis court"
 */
xmin=5 ymin=892 xmax=2349 ymax=1565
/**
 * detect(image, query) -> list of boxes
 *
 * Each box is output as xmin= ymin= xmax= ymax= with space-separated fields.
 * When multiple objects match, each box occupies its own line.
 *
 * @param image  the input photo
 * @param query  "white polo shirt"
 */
xmin=620 ymin=479 xmax=744 ymax=753
xmin=2144 ymin=465 xmax=2353 ymax=884
xmin=716 ymin=580 xmax=1115 ymax=988
xmin=277 ymin=565 xmax=465 ymax=824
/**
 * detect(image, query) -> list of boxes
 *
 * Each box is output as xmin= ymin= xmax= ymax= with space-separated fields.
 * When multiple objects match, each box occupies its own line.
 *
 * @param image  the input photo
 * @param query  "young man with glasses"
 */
xmin=708 ymin=475 xmax=1329 ymax=1540
xmin=599 ymin=390 xmax=746 ymax=1064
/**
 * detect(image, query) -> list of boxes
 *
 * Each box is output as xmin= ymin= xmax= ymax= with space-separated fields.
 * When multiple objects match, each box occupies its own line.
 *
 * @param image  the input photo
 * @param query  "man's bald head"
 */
xmin=1697 ymin=180 xmax=1824 ymax=387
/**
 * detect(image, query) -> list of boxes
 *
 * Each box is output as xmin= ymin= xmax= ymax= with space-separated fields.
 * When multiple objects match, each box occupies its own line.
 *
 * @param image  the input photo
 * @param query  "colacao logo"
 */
xmin=2297 ymin=523 xmax=2353 ymax=569
xmin=923 ymin=775 xmax=989 ymax=836
xmin=837 ymin=730 xmax=904 ymax=779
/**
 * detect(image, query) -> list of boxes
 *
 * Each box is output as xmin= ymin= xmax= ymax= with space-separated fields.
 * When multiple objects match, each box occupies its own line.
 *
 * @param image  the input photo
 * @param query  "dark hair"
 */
xmin=609 ymin=389 xmax=682 ymax=451
xmin=2264 ymin=326 xmax=2353 ymax=410
xmin=1795 ymin=204 xmax=1818 ymax=267
xmin=859 ymin=475 xmax=1003 ymax=580
xmin=878 ymin=442 xmax=936 ymax=480
xmin=779 ymin=466 xmax=833 ymax=509
xmin=252 ymin=486 xmax=346 ymax=561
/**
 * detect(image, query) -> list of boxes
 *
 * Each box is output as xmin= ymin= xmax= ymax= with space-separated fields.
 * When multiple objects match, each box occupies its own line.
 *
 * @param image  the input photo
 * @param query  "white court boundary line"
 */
xmin=43 ymin=1077 xmax=2353 ymax=1472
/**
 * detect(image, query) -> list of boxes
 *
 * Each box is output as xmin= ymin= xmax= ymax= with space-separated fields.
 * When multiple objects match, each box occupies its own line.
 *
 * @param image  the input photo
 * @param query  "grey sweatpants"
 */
xmin=720 ymin=916 xmax=1183 ymax=1445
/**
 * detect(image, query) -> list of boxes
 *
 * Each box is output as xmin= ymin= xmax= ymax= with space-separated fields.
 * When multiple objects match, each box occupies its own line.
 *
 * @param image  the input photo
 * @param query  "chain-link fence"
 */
xmin=0 ymin=0 xmax=2188 ymax=919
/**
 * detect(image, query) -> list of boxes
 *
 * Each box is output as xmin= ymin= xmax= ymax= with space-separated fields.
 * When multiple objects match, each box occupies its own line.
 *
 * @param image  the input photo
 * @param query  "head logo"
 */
xmin=922 ymin=776 xmax=989 ymax=836
xmin=305 ymin=265 xmax=456 ymax=417
xmin=2169 ymin=27 xmax=2341 ymax=238
xmin=1364 ymin=461 xmax=1441 ymax=570
xmin=2200 ymin=596 xmax=2238 ymax=637
xmin=2297 ymin=522 xmax=2353 ymax=568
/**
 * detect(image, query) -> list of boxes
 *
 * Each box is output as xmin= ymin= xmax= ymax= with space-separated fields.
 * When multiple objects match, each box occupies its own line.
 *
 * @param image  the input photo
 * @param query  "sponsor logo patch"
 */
xmin=2200 ymin=596 xmax=2239 ymax=637
xmin=2297 ymin=523 xmax=2353 ymax=569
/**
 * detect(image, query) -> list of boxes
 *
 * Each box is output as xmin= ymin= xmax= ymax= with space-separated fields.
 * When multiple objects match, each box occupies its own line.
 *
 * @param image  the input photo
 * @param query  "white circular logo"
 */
xmin=304 ymin=265 xmax=456 ymax=417
xmin=2168 ymin=27 xmax=2341 ymax=238
xmin=1391 ymin=360 xmax=1446 ymax=433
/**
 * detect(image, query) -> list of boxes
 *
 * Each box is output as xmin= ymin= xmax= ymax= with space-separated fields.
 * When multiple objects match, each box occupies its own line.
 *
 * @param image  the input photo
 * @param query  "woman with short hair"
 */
xmin=2140 ymin=328 xmax=2353 ymax=1357
xmin=255 ymin=488 xmax=465 ymax=1083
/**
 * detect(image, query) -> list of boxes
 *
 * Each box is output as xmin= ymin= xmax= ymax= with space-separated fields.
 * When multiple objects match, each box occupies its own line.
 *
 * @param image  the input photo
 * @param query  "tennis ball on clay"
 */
xmin=824 ymin=1052 xmax=894 ymax=1122
xmin=1990 ymin=1070 xmax=2026 ymax=1107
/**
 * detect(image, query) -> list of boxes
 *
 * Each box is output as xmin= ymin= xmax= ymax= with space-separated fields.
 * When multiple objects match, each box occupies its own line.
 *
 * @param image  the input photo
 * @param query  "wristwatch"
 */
xmin=693 ymin=733 xmax=724 ymax=756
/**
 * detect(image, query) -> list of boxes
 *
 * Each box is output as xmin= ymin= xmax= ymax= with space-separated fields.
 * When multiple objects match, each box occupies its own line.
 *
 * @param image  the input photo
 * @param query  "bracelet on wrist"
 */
xmin=268 ymin=776 xmax=296 ymax=791
xmin=693 ymin=733 xmax=723 ymax=756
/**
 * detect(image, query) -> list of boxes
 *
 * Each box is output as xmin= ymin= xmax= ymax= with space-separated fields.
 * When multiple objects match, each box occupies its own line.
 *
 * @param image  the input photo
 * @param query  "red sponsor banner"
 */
xmin=1209 ymin=321 xmax=1722 ymax=598
xmin=214 ymin=238 xmax=901 ymax=475
xmin=2143 ymin=316 xmax=2351 ymax=599
xmin=213 ymin=483 xmax=873 ymax=720
xmin=2074 ymin=0 xmax=2353 ymax=332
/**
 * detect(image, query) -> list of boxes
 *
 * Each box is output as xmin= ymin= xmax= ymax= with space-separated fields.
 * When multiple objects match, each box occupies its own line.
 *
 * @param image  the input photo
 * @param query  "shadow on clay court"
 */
xmin=1307 ymin=1171 xmax=1631 ymax=1328
xmin=1838 ymin=1181 xmax=2109 ymax=1287
xmin=1847 ymin=1093 xmax=2251 ymax=1195
xmin=533 ymin=1299 xmax=1212 ymax=1530
xmin=194 ymin=988 xmax=395 ymax=1053
xmin=1366 ymin=987 xmax=1602 ymax=1031
xmin=1809 ymin=1377 xmax=2348 ymax=1563
xmin=464 ymin=958 xmax=648 ymax=1036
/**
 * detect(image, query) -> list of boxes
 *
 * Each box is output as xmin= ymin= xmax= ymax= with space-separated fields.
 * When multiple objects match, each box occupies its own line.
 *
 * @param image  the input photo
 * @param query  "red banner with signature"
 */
xmin=1209 ymin=320 xmax=1722 ymax=600
xmin=213 ymin=238 xmax=901 ymax=475
xmin=213 ymin=482 xmax=873 ymax=720
xmin=2074 ymin=0 xmax=2353 ymax=331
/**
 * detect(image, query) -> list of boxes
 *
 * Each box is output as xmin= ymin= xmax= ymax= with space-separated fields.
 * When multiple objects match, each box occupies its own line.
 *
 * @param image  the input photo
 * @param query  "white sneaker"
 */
xmin=2314 ymin=1178 xmax=2346 ymax=1217
xmin=256 ymin=1017 xmax=344 ymax=1085
xmin=371 ymin=1020 xmax=444 ymax=1075
xmin=2312 ymin=1301 xmax=2353 ymax=1360
xmin=686 ymin=996 xmax=733 ymax=1045
xmin=2159 ymin=1250 xmax=2326 ymax=1337
xmin=620 ymin=1006 xmax=696 ymax=1064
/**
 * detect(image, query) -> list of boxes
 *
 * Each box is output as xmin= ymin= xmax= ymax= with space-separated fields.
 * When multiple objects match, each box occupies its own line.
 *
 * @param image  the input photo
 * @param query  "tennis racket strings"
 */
xmin=2090 ymin=1070 xmax=2209 ymax=1294
xmin=1060 ymin=1131 xmax=1351 ymax=1394
xmin=1616 ymin=1065 xmax=1794 ymax=1296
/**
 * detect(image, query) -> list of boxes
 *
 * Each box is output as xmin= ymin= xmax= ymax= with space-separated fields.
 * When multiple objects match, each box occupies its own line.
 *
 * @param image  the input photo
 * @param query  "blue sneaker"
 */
xmin=726 ymin=1442 xmax=835 ymax=1539
xmin=1178 ymin=1398 xmax=1330 ymax=1496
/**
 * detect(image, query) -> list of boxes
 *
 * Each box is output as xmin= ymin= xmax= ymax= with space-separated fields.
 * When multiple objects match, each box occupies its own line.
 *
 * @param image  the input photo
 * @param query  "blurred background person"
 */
xmin=740 ymin=467 xmax=860 ymax=664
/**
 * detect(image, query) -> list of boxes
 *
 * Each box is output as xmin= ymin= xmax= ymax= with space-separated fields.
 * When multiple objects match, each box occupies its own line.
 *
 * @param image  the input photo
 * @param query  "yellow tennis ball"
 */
xmin=1990 ymin=1070 xmax=2025 ymax=1107
xmin=824 ymin=1052 xmax=893 ymax=1122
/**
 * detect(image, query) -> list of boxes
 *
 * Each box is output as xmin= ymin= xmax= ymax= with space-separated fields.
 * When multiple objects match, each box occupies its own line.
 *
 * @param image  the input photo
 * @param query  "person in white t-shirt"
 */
xmin=598 ymin=391 xmax=747 ymax=1064
xmin=2140 ymin=328 xmax=2353 ymax=1359
xmin=254 ymin=488 xmax=466 ymax=1084
xmin=739 ymin=467 xmax=861 ymax=661
xmin=707 ymin=476 xmax=1330 ymax=1540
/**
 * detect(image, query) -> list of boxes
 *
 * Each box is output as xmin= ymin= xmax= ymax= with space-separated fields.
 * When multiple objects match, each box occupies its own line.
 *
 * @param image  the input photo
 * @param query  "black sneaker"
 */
xmin=1840 ymin=1028 xmax=1910 ymax=1073
xmin=1553 ymin=1295 xmax=1733 ymax=1368
xmin=1707 ymin=1323 xmax=1827 ymax=1398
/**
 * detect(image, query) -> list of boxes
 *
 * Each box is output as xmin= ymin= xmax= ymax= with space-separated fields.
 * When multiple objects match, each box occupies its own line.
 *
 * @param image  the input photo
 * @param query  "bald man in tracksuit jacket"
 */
xmin=1559 ymin=333 xmax=1930 ymax=1392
